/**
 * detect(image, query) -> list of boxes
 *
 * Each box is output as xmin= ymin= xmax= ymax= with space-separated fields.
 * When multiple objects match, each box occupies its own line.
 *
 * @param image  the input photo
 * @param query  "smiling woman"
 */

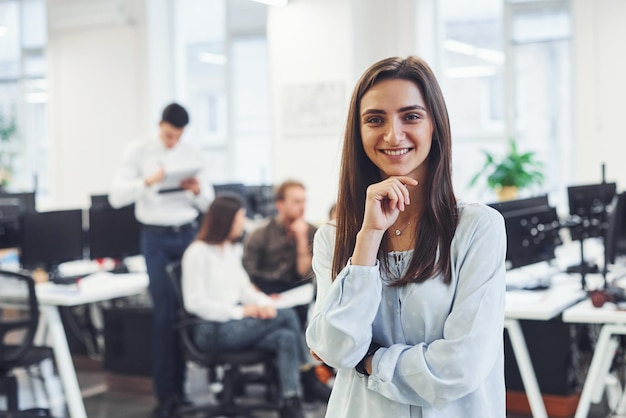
xmin=360 ymin=79 xmax=433 ymax=183
xmin=306 ymin=56 xmax=507 ymax=418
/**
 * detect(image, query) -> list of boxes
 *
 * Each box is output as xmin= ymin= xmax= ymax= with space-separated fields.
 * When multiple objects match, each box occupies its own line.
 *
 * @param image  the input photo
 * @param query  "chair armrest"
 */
xmin=175 ymin=314 xmax=222 ymax=364
xmin=0 ymin=319 xmax=33 ymax=339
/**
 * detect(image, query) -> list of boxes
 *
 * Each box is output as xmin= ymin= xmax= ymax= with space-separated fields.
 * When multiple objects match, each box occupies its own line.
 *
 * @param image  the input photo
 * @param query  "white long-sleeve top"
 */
xmin=182 ymin=240 xmax=273 ymax=322
xmin=306 ymin=202 xmax=507 ymax=418
xmin=108 ymin=136 xmax=213 ymax=226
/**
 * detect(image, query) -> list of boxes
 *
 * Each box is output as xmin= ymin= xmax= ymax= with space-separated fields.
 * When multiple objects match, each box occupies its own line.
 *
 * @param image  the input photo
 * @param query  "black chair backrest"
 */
xmin=0 ymin=270 xmax=40 ymax=368
xmin=166 ymin=260 xmax=185 ymax=309
xmin=166 ymin=260 xmax=220 ymax=364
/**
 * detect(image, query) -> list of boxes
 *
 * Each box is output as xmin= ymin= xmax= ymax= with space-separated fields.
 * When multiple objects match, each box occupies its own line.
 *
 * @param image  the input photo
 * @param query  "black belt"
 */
xmin=142 ymin=220 xmax=198 ymax=233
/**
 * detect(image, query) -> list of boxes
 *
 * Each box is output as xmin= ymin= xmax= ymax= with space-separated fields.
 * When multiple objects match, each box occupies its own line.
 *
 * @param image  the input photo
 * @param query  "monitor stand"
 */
xmin=565 ymin=261 xmax=599 ymax=275
xmin=109 ymin=259 xmax=129 ymax=274
xmin=565 ymin=238 xmax=599 ymax=289
xmin=46 ymin=264 xmax=78 ymax=285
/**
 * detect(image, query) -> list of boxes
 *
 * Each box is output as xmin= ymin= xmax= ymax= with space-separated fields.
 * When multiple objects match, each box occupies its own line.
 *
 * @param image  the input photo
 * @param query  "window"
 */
xmin=508 ymin=0 xmax=573 ymax=209
xmin=0 ymin=0 xmax=47 ymax=194
xmin=173 ymin=0 xmax=272 ymax=186
xmin=440 ymin=0 xmax=505 ymax=138
xmin=439 ymin=0 xmax=572 ymax=208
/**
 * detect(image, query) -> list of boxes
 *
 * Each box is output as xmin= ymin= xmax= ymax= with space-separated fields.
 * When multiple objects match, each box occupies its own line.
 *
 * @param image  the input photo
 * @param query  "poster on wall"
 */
xmin=281 ymin=81 xmax=345 ymax=138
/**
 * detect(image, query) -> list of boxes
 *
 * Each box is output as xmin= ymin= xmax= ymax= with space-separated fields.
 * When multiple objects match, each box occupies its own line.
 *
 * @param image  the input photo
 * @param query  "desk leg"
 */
xmin=504 ymin=319 xmax=548 ymax=418
xmin=591 ymin=337 xmax=619 ymax=403
xmin=615 ymin=380 xmax=626 ymax=414
xmin=40 ymin=305 xmax=88 ymax=418
xmin=575 ymin=324 xmax=626 ymax=418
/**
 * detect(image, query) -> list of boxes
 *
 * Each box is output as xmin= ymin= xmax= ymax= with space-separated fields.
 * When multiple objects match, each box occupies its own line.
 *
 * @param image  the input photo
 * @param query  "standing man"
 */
xmin=109 ymin=103 xmax=212 ymax=418
xmin=242 ymin=179 xmax=316 ymax=327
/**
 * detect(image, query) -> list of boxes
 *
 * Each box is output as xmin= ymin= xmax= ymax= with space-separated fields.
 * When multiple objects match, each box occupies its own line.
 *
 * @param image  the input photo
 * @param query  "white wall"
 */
xmin=352 ymin=0 xmax=421 ymax=77
xmin=267 ymin=0 xmax=422 ymax=224
xmin=573 ymin=0 xmax=626 ymax=187
xmin=46 ymin=0 xmax=150 ymax=209
xmin=146 ymin=0 xmax=176 ymax=119
xmin=267 ymin=0 xmax=353 ymax=225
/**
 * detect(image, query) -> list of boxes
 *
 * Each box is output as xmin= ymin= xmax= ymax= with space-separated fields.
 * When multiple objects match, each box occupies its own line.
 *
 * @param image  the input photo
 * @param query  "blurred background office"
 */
xmin=0 ymin=0 xmax=624 ymax=223
xmin=2 ymin=1 xmax=626 ymax=417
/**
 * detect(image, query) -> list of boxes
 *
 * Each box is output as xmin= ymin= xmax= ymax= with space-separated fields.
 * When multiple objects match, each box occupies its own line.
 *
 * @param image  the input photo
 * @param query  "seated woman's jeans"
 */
xmin=193 ymin=308 xmax=309 ymax=398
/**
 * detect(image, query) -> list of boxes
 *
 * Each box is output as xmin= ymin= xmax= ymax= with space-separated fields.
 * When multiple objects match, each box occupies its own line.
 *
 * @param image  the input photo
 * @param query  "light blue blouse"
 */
xmin=306 ymin=202 xmax=507 ymax=418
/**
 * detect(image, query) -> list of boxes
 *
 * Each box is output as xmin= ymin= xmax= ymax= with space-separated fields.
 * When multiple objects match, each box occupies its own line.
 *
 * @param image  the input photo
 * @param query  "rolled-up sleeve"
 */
xmin=242 ymin=227 xmax=275 ymax=280
xmin=306 ymin=224 xmax=384 ymax=369
xmin=109 ymin=142 xmax=150 ymax=209
xmin=191 ymin=166 xmax=213 ymax=213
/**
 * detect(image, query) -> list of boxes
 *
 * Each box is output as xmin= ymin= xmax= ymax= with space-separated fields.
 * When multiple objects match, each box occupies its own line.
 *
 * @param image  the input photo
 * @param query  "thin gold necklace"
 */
xmin=392 ymin=220 xmax=412 ymax=236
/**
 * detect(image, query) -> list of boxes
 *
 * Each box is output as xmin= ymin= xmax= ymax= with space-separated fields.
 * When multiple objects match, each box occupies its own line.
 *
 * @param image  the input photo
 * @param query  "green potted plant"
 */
xmin=0 ymin=112 xmax=17 ymax=189
xmin=469 ymin=137 xmax=545 ymax=201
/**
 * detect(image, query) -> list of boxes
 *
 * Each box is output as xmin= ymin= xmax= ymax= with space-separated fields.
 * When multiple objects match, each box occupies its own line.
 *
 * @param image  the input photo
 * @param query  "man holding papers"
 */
xmin=109 ymin=103 xmax=213 ymax=418
xmin=242 ymin=180 xmax=317 ymax=328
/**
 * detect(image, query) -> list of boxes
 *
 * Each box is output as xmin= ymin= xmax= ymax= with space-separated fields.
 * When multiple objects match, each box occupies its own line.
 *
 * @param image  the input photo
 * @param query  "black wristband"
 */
xmin=355 ymin=341 xmax=382 ymax=376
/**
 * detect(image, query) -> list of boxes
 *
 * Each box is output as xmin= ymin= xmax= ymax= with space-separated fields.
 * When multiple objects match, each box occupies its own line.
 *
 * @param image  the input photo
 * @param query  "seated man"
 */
xmin=243 ymin=180 xmax=317 ymax=328
xmin=242 ymin=180 xmax=330 ymax=403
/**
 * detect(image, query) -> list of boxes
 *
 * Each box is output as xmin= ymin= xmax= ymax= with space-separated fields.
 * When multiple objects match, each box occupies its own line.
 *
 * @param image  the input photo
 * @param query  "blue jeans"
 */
xmin=193 ymin=308 xmax=309 ymax=398
xmin=141 ymin=222 xmax=197 ymax=401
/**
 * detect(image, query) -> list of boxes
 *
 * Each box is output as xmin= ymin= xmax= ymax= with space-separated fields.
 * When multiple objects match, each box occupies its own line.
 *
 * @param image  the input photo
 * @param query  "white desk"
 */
xmin=36 ymin=272 xmax=149 ymax=418
xmin=562 ymin=298 xmax=626 ymax=418
xmin=505 ymin=271 xmax=587 ymax=418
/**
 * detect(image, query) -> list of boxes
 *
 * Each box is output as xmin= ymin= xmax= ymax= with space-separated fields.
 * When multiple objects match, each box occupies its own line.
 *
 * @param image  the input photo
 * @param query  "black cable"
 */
xmin=59 ymin=306 xmax=100 ymax=359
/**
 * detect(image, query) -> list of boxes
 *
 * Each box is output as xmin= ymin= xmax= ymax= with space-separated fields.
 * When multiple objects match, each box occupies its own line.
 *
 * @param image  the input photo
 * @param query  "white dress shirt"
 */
xmin=306 ymin=202 xmax=507 ymax=418
xmin=182 ymin=240 xmax=273 ymax=322
xmin=109 ymin=136 xmax=213 ymax=226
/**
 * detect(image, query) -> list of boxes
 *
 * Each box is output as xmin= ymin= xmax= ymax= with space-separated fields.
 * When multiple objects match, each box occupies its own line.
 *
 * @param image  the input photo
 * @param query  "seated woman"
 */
xmin=181 ymin=193 xmax=328 ymax=418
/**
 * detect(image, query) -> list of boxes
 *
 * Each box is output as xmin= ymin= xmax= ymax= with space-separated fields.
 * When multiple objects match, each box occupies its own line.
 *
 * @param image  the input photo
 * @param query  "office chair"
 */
xmin=166 ymin=261 xmax=281 ymax=418
xmin=0 ymin=270 xmax=54 ymax=417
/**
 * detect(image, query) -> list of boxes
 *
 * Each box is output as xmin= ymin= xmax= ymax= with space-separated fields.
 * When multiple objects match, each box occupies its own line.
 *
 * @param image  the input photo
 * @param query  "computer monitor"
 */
xmin=212 ymin=183 xmax=277 ymax=219
xmin=245 ymin=185 xmax=276 ymax=219
xmin=88 ymin=204 xmax=141 ymax=260
xmin=20 ymin=209 xmax=85 ymax=272
xmin=567 ymin=182 xmax=616 ymax=241
xmin=0 ymin=191 xmax=36 ymax=212
xmin=213 ymin=183 xmax=252 ymax=215
xmin=498 ymin=206 xmax=562 ymax=269
xmin=489 ymin=194 xmax=561 ymax=268
xmin=90 ymin=194 xmax=114 ymax=210
xmin=487 ymin=194 xmax=550 ymax=215
xmin=0 ymin=198 xmax=22 ymax=249
xmin=605 ymin=192 xmax=626 ymax=266
xmin=0 ymin=192 xmax=36 ymax=249
xmin=214 ymin=183 xmax=246 ymax=198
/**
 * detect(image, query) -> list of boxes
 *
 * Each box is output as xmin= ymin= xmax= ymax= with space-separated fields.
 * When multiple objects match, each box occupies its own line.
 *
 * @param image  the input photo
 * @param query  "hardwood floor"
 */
xmin=80 ymin=365 xmax=327 ymax=418
xmin=8 ymin=360 xmax=616 ymax=418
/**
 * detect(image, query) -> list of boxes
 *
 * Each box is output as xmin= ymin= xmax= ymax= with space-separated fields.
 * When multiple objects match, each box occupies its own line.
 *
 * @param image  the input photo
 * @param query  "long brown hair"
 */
xmin=196 ymin=193 xmax=245 ymax=245
xmin=333 ymin=56 xmax=458 ymax=285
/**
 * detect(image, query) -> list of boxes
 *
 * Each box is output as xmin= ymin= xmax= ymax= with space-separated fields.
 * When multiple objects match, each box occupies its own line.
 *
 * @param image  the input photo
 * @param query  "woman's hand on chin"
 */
xmin=362 ymin=176 xmax=419 ymax=233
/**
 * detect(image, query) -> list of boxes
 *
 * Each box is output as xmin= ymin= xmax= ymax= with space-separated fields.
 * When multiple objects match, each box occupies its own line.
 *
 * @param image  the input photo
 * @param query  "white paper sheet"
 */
xmin=272 ymin=283 xmax=314 ymax=309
